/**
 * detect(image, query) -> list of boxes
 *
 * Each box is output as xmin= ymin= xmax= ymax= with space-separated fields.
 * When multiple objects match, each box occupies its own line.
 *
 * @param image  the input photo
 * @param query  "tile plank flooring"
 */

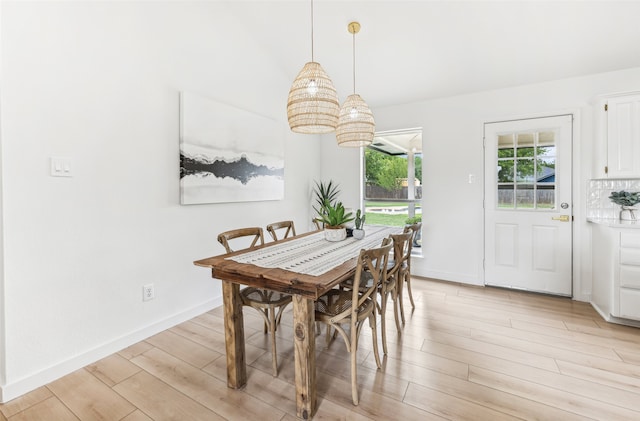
xmin=2 ymin=278 xmax=640 ymax=420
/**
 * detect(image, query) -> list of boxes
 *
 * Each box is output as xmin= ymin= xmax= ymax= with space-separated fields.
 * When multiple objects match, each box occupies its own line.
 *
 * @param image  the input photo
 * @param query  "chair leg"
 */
xmin=325 ymin=324 xmax=332 ymax=349
xmin=392 ymin=287 xmax=402 ymax=332
xmin=406 ymin=272 xmax=416 ymax=310
xmin=262 ymin=308 xmax=269 ymax=334
xmin=269 ymin=306 xmax=278 ymax=376
xmin=369 ymin=311 xmax=382 ymax=369
xmin=398 ymin=273 xmax=406 ymax=325
xmin=350 ymin=326 xmax=359 ymax=406
xmin=380 ymin=292 xmax=388 ymax=355
xmin=275 ymin=302 xmax=289 ymax=328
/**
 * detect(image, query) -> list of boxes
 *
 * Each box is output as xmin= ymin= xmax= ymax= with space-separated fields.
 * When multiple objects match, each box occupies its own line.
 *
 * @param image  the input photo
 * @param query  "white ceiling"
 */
xmin=226 ymin=0 xmax=640 ymax=108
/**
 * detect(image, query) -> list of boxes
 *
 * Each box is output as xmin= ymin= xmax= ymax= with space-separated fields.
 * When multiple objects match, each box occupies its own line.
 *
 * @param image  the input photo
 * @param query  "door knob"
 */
xmin=552 ymin=215 xmax=570 ymax=222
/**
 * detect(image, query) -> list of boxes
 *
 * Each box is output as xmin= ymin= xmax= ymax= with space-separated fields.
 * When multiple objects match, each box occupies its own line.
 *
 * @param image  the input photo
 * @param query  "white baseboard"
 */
xmin=418 ymin=269 xmax=483 ymax=286
xmin=574 ymin=292 xmax=591 ymax=303
xmin=590 ymin=301 xmax=640 ymax=328
xmin=417 ymin=272 xmax=590 ymax=304
xmin=0 ymin=297 xmax=222 ymax=403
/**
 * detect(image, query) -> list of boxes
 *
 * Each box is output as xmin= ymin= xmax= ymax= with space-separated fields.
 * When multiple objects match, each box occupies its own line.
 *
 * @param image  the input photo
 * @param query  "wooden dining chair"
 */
xmin=340 ymin=232 xmax=412 ymax=355
xmin=266 ymin=220 xmax=296 ymax=241
xmin=314 ymin=238 xmax=392 ymax=405
xmin=379 ymin=231 xmax=413 ymax=354
xmin=217 ymin=227 xmax=264 ymax=252
xmin=399 ymin=222 xmax=422 ymax=322
xmin=217 ymin=227 xmax=292 ymax=376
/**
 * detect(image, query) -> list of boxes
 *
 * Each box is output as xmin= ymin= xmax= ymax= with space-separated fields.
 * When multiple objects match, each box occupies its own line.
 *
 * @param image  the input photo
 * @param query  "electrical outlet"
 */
xmin=143 ymin=284 xmax=155 ymax=301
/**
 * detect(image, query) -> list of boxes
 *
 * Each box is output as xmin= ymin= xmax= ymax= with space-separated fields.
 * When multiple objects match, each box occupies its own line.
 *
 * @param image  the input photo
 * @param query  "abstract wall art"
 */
xmin=179 ymin=91 xmax=284 ymax=205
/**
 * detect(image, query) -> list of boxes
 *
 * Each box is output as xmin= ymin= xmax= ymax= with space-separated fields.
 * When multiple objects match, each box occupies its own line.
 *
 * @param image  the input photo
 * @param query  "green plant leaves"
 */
xmin=354 ymin=209 xmax=365 ymax=229
xmin=313 ymin=180 xmax=341 ymax=218
xmin=609 ymin=190 xmax=640 ymax=207
xmin=405 ymin=215 xmax=422 ymax=224
xmin=320 ymin=200 xmax=354 ymax=228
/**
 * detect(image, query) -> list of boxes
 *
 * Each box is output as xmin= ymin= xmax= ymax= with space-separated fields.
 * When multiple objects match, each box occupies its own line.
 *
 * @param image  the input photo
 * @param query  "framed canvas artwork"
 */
xmin=179 ymin=91 xmax=284 ymax=204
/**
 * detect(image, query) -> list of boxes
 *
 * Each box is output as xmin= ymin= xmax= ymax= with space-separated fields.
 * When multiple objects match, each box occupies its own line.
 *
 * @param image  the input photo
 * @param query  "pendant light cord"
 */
xmin=310 ymin=0 xmax=314 ymax=61
xmin=352 ymin=30 xmax=356 ymax=94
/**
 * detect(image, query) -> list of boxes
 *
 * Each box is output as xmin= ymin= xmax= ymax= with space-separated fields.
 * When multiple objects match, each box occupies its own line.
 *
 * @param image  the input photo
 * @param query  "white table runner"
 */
xmin=227 ymin=225 xmax=399 ymax=276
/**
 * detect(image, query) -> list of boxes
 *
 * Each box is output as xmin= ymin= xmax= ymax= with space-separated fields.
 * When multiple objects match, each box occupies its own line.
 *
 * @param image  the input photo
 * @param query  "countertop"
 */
xmin=587 ymin=217 xmax=640 ymax=228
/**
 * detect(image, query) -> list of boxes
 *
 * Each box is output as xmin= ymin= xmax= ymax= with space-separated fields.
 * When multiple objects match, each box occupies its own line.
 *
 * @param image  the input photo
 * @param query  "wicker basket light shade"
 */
xmin=336 ymin=94 xmax=375 ymax=147
xmin=287 ymin=61 xmax=340 ymax=134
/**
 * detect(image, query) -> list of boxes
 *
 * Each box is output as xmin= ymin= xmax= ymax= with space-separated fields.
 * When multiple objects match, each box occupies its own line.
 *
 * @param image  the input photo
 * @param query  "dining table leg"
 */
xmin=293 ymin=295 xmax=316 ymax=420
xmin=222 ymin=280 xmax=247 ymax=389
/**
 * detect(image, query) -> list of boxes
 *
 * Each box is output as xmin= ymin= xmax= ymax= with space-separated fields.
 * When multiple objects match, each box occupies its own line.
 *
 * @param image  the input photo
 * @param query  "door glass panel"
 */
xmin=536 ymin=130 xmax=556 ymax=209
xmin=497 ymin=132 xmax=515 ymax=207
xmin=498 ymin=160 xmax=514 ymax=182
xmin=537 ymin=185 xmax=555 ymax=209
xmin=498 ymin=185 xmax=514 ymax=208
xmin=516 ymin=133 xmax=534 ymax=157
xmin=538 ymin=145 xmax=556 ymax=158
xmin=498 ymin=134 xmax=515 ymax=157
xmin=538 ymin=131 xmax=555 ymax=145
xmin=516 ymin=158 xmax=535 ymax=182
xmin=495 ymin=130 xmax=557 ymax=210
xmin=537 ymin=157 xmax=555 ymax=181
xmin=516 ymin=184 xmax=534 ymax=208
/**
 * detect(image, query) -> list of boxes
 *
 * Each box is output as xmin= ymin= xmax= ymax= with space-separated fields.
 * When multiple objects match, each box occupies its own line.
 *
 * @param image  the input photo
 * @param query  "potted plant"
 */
xmin=609 ymin=190 xmax=640 ymax=220
xmin=319 ymin=200 xmax=354 ymax=242
xmin=405 ymin=215 xmax=422 ymax=247
xmin=352 ymin=209 xmax=366 ymax=240
xmin=313 ymin=180 xmax=341 ymax=229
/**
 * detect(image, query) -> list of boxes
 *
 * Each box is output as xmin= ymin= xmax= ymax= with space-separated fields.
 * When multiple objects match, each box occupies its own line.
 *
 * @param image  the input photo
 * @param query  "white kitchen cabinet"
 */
xmin=594 ymin=92 xmax=640 ymax=178
xmin=591 ymin=221 xmax=640 ymax=326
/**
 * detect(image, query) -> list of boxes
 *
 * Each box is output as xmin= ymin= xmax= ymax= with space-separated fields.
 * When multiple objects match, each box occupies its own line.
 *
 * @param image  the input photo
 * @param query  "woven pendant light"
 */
xmin=287 ymin=0 xmax=339 ymax=134
xmin=336 ymin=21 xmax=375 ymax=147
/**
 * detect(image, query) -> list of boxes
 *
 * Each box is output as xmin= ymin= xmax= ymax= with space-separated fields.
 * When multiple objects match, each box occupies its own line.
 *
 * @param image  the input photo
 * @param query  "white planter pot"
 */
xmin=324 ymin=227 xmax=347 ymax=242
xmin=621 ymin=206 xmax=638 ymax=221
xmin=352 ymin=229 xmax=365 ymax=240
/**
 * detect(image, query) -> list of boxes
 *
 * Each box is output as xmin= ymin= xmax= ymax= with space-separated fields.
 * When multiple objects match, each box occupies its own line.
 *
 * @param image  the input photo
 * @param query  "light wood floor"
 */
xmin=2 ymin=278 xmax=640 ymax=420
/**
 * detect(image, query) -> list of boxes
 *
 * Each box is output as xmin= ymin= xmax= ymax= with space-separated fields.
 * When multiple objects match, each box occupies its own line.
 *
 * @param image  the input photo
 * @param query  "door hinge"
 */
xmin=604 ymin=103 xmax=608 ymax=111
xmin=605 ymin=165 xmax=608 ymax=174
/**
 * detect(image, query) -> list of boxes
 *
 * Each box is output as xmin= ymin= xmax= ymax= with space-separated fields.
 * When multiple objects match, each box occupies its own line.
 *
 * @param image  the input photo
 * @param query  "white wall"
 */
xmin=323 ymin=66 xmax=640 ymax=300
xmin=0 ymin=0 xmax=5 ymax=393
xmin=320 ymin=138 xmax=361 ymax=210
xmin=0 ymin=2 xmax=320 ymax=401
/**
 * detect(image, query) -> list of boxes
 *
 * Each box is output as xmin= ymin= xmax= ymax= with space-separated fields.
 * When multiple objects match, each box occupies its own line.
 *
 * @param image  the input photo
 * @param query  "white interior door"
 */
xmin=484 ymin=115 xmax=573 ymax=296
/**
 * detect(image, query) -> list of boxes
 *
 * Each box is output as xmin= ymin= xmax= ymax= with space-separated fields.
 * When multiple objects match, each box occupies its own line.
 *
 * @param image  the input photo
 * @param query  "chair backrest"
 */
xmin=389 ymin=231 xmax=413 ymax=276
xmin=312 ymin=218 xmax=323 ymax=231
xmin=266 ymin=220 xmax=296 ymax=241
xmin=404 ymin=221 xmax=422 ymax=248
xmin=403 ymin=222 xmax=422 ymax=269
xmin=350 ymin=237 xmax=393 ymax=323
xmin=217 ymin=227 xmax=264 ymax=253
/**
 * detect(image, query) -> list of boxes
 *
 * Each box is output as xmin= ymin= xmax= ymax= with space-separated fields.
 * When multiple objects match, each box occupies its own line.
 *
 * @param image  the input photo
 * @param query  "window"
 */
xmin=497 ymin=131 xmax=556 ymax=210
xmin=362 ymin=128 xmax=423 ymax=228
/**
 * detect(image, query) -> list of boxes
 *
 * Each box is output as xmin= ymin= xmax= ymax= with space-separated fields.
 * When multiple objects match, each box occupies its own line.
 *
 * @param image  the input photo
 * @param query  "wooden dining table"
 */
xmin=194 ymin=226 xmax=396 ymax=419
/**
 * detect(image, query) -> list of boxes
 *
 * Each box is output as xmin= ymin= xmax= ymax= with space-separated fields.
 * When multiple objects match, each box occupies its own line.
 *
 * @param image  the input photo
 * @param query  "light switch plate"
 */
xmin=51 ymin=157 xmax=73 ymax=177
